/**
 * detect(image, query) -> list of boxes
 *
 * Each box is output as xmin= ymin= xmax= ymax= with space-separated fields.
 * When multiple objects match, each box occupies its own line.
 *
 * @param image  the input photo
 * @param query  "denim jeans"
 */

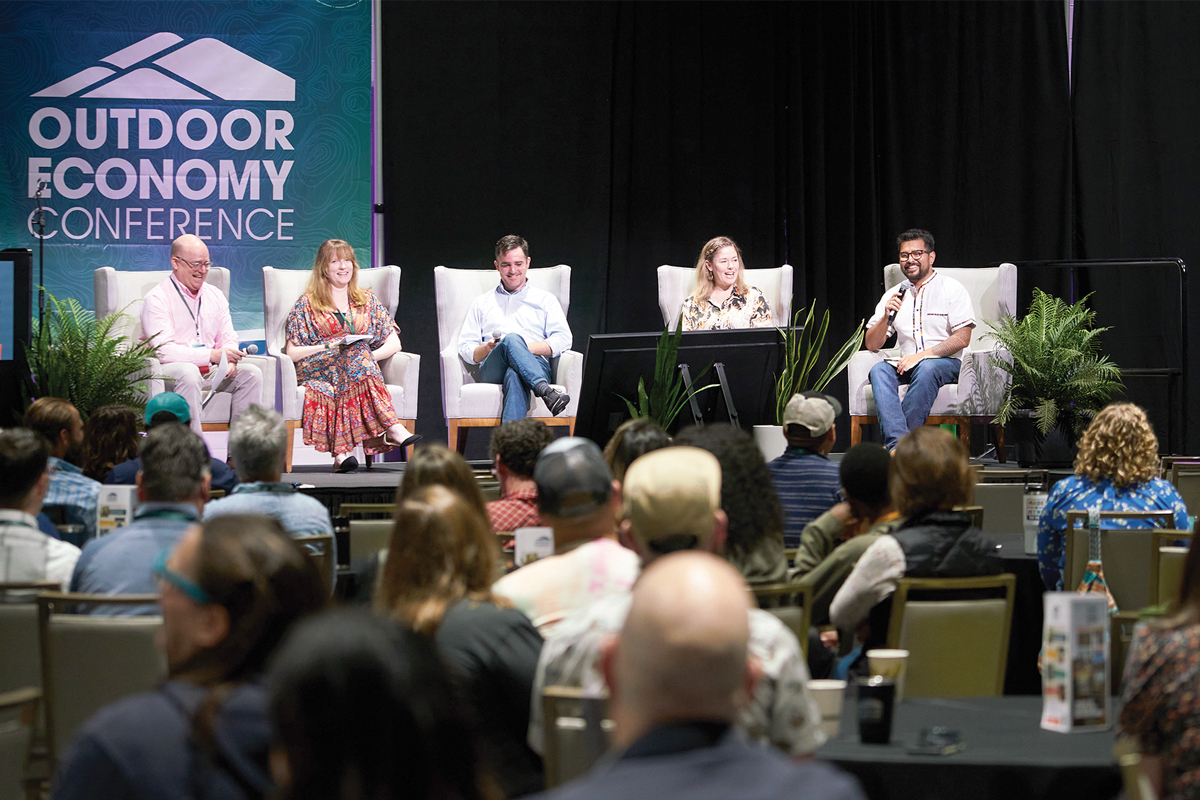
xmin=868 ymin=357 xmax=961 ymax=450
xmin=478 ymin=333 xmax=552 ymax=422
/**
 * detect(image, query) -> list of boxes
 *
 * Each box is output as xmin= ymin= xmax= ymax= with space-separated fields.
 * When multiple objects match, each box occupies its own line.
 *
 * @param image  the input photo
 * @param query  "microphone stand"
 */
xmin=34 ymin=180 xmax=46 ymax=340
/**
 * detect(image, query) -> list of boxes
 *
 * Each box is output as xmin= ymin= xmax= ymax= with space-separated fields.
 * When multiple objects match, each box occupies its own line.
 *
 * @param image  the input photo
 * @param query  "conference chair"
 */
xmin=294 ymin=533 xmax=336 ymax=594
xmin=94 ymin=267 xmax=276 ymax=431
xmin=1160 ymin=456 xmax=1200 ymax=480
xmin=886 ymin=573 xmax=1016 ymax=698
xmin=1062 ymin=511 xmax=1179 ymax=612
xmin=972 ymin=483 xmax=1025 ymax=535
xmin=541 ymin=686 xmax=613 ymax=790
xmin=752 ymin=578 xmax=814 ymax=660
xmin=1169 ymin=462 xmax=1200 ymax=517
xmin=37 ymin=593 xmax=166 ymax=767
xmin=954 ymin=505 xmax=985 ymax=529
xmin=0 ymin=687 xmax=40 ymax=800
xmin=0 ymin=582 xmax=59 ymax=697
xmin=655 ymin=264 xmax=794 ymax=331
xmin=847 ymin=263 xmax=1016 ymax=458
xmin=434 ymin=266 xmax=581 ymax=453
xmin=1156 ymin=543 xmax=1191 ymax=607
xmin=347 ymin=519 xmax=393 ymax=572
xmin=262 ymin=265 xmax=420 ymax=471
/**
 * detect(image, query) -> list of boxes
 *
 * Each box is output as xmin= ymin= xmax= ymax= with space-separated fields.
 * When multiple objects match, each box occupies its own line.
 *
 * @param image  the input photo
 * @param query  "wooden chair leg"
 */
xmin=285 ymin=419 xmax=300 ymax=472
xmin=850 ymin=417 xmax=864 ymax=446
xmin=992 ymin=424 xmax=1006 ymax=463
xmin=448 ymin=421 xmax=464 ymax=454
xmin=958 ymin=417 xmax=970 ymax=453
xmin=566 ymin=417 xmax=576 ymax=436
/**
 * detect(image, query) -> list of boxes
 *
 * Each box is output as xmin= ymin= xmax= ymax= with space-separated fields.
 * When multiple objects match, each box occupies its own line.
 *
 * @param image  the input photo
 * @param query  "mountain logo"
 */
xmin=33 ymin=32 xmax=294 ymax=102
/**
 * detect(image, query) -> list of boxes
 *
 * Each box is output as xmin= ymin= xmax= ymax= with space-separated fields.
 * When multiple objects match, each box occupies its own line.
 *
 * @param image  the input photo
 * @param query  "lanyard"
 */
xmin=170 ymin=278 xmax=203 ymax=340
xmin=136 ymin=509 xmax=197 ymax=522
xmin=233 ymin=483 xmax=295 ymax=495
xmin=334 ymin=309 xmax=356 ymax=335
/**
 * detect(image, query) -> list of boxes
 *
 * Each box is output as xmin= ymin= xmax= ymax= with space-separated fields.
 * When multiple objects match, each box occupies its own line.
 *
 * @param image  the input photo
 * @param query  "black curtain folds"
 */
xmin=381 ymin=1 xmax=1075 ymax=453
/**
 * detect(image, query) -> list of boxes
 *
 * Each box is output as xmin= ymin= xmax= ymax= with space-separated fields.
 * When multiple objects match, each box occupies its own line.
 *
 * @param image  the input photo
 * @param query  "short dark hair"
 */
xmin=23 ymin=397 xmax=77 ymax=446
xmin=839 ymin=442 xmax=891 ymax=510
xmin=897 ymin=228 xmax=935 ymax=252
xmin=138 ymin=423 xmax=211 ymax=502
xmin=489 ymin=418 xmax=554 ymax=479
xmin=0 ymin=428 xmax=50 ymax=507
xmin=890 ymin=426 xmax=970 ymax=517
xmin=495 ymin=234 xmax=529 ymax=260
xmin=603 ymin=418 xmax=671 ymax=483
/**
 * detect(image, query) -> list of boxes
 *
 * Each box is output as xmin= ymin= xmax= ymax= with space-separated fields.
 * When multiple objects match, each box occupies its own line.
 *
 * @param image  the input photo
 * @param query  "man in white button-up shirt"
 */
xmin=0 ymin=428 xmax=81 ymax=590
xmin=457 ymin=235 xmax=573 ymax=422
xmin=863 ymin=229 xmax=975 ymax=450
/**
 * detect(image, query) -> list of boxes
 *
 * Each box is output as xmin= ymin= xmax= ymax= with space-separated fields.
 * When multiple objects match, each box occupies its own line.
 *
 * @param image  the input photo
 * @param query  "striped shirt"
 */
xmin=767 ymin=448 xmax=841 ymax=549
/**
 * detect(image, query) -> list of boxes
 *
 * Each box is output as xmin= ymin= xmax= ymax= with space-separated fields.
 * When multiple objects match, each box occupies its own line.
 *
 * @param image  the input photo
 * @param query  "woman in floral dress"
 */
xmin=680 ymin=235 xmax=773 ymax=331
xmin=285 ymin=239 xmax=420 ymax=472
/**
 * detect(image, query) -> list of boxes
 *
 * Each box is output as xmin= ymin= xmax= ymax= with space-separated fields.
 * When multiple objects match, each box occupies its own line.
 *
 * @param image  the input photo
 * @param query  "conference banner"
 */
xmin=0 ymin=0 xmax=373 ymax=330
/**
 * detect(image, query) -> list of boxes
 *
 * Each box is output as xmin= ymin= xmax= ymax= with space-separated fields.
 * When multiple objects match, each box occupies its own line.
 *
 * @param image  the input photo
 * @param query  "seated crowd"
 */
xmin=4 ymin=392 xmax=1193 ymax=798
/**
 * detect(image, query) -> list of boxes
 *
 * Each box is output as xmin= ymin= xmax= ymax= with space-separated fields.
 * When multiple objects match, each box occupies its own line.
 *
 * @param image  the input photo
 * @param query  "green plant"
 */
xmin=773 ymin=306 xmax=865 ymax=426
xmin=26 ymin=292 xmax=161 ymax=419
xmin=618 ymin=316 xmax=717 ymax=430
xmin=985 ymin=288 xmax=1122 ymax=437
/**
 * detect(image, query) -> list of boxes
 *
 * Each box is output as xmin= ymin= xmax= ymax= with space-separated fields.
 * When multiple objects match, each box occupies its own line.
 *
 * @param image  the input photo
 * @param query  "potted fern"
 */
xmin=985 ymin=288 xmax=1122 ymax=466
xmin=26 ymin=292 xmax=161 ymax=419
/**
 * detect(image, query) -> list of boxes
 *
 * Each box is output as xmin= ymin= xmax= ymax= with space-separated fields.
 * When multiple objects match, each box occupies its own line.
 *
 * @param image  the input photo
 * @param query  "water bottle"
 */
xmin=1023 ymin=471 xmax=1048 ymax=554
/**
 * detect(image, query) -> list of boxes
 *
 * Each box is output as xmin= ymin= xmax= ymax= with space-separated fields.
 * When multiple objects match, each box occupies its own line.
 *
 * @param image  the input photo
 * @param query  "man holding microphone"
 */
xmin=141 ymin=234 xmax=263 ymax=434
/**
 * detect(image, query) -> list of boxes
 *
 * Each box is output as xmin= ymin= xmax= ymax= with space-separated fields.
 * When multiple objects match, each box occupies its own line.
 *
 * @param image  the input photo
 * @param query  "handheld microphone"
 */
xmin=491 ymin=329 xmax=503 ymax=342
xmin=242 ymin=344 xmax=258 ymax=355
xmin=887 ymin=286 xmax=908 ymax=326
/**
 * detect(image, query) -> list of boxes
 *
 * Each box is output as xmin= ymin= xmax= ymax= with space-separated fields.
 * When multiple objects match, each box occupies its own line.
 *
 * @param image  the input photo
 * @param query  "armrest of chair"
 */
xmin=380 ymin=351 xmax=420 ymax=419
xmin=551 ymin=350 xmax=583 ymax=415
xmin=846 ymin=349 xmax=894 ymax=416
xmin=240 ymin=354 xmax=277 ymax=414
xmin=955 ymin=347 xmax=1011 ymax=417
xmin=274 ymin=352 xmax=303 ymax=420
xmin=138 ymin=355 xmax=166 ymax=401
xmin=440 ymin=346 xmax=470 ymax=417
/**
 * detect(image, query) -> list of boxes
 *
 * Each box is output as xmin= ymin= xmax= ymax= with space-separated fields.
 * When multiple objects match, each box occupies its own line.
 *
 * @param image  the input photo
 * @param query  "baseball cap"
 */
xmin=782 ymin=391 xmax=843 ymax=438
xmin=622 ymin=447 xmax=721 ymax=547
xmin=144 ymin=392 xmax=191 ymax=426
xmin=535 ymin=437 xmax=613 ymax=518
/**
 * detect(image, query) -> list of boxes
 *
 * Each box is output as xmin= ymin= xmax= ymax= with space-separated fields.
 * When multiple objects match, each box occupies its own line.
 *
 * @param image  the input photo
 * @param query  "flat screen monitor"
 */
xmin=576 ymin=328 xmax=785 ymax=446
xmin=0 ymin=249 xmax=32 ymax=362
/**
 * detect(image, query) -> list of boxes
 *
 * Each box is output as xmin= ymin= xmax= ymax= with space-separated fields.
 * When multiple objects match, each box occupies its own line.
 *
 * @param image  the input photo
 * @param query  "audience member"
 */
xmin=396 ymin=444 xmax=491 ymax=520
xmin=0 ymin=428 xmax=80 ymax=589
xmin=24 ymin=397 xmax=101 ymax=541
xmin=377 ymin=485 xmax=543 ymax=797
xmin=767 ymin=392 xmax=843 ymax=548
xmin=602 ymin=418 xmax=670 ymax=484
xmin=269 ymin=609 xmax=497 ymax=800
xmin=1119 ymin=520 xmax=1200 ymax=799
xmin=204 ymin=406 xmax=333 ymax=538
xmin=492 ymin=438 xmax=638 ymax=636
xmin=830 ymin=427 xmax=1001 ymax=659
xmin=105 ymin=392 xmax=238 ymax=494
xmin=80 ymin=404 xmax=140 ymax=483
xmin=53 ymin=515 xmax=326 ymax=800
xmin=527 ymin=552 xmax=865 ymax=800
xmin=1038 ymin=402 xmax=1188 ymax=590
xmin=793 ymin=442 xmax=901 ymax=625
xmin=531 ymin=447 xmax=824 ymax=758
xmin=675 ymin=424 xmax=787 ymax=585
xmin=487 ymin=418 xmax=554 ymax=532
xmin=70 ymin=423 xmax=209 ymax=613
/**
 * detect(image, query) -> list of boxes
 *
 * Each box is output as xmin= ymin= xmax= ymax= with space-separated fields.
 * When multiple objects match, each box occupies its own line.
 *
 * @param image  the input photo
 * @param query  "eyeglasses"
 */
xmin=174 ymin=257 xmax=213 ymax=270
xmin=153 ymin=547 xmax=210 ymax=605
xmin=899 ymin=250 xmax=928 ymax=262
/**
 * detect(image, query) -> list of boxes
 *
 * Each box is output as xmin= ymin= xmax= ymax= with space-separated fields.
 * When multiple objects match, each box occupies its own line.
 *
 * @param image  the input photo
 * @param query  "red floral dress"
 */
xmin=285 ymin=292 xmax=401 ymax=456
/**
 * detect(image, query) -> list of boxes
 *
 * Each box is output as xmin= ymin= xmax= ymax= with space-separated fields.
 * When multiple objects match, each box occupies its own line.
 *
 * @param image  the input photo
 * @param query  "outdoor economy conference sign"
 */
xmin=0 ymin=1 xmax=372 ymax=329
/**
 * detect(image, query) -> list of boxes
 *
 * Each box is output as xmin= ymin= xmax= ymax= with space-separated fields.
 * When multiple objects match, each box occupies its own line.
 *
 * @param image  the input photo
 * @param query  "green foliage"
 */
xmin=618 ymin=316 xmax=717 ymax=429
xmin=984 ymin=289 xmax=1122 ymax=437
xmin=26 ymin=293 xmax=161 ymax=419
xmin=774 ymin=306 xmax=865 ymax=426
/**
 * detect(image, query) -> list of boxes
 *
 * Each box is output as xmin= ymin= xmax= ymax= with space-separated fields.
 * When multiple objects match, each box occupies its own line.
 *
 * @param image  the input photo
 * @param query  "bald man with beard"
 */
xmin=527 ymin=552 xmax=864 ymax=800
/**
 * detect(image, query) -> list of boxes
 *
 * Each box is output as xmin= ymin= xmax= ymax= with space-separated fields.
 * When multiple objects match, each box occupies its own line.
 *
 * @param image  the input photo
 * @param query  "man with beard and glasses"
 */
xmin=24 ymin=397 xmax=101 ymax=542
xmin=863 ymin=229 xmax=976 ymax=452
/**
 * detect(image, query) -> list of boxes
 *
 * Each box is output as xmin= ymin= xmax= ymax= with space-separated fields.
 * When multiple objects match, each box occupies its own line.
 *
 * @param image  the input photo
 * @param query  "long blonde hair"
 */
xmin=690 ymin=236 xmax=748 ymax=303
xmin=1073 ymin=403 xmax=1159 ymax=489
xmin=305 ymin=239 xmax=369 ymax=313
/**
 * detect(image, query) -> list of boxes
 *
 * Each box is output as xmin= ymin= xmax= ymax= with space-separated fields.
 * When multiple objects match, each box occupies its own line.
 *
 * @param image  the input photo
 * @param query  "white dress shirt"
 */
xmin=0 ymin=509 xmax=82 ymax=590
xmin=457 ymin=283 xmax=572 ymax=365
xmin=141 ymin=275 xmax=239 ymax=367
xmin=867 ymin=271 xmax=975 ymax=357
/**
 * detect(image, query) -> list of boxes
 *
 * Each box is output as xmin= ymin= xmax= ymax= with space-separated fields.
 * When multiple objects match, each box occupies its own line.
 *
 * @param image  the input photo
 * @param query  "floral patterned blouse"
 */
xmin=680 ymin=285 xmax=773 ymax=331
xmin=1120 ymin=621 xmax=1200 ymax=800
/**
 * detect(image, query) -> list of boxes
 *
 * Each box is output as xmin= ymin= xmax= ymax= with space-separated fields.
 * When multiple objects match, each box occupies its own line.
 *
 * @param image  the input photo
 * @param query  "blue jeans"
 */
xmin=868 ymin=357 xmax=961 ymax=450
xmin=478 ymin=334 xmax=552 ymax=423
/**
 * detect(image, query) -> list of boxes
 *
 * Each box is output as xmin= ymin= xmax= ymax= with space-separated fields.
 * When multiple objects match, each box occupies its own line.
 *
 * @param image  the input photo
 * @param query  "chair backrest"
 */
xmin=954 ymin=505 xmax=985 ymax=529
xmin=293 ymin=533 xmax=335 ymax=593
xmin=882 ymin=263 xmax=1016 ymax=353
xmin=1157 ymin=544 xmax=1191 ymax=607
xmin=337 ymin=502 xmax=394 ymax=518
xmin=541 ymin=686 xmax=612 ymax=790
xmin=432 ymin=265 xmax=572 ymax=354
xmin=1062 ymin=512 xmax=1180 ymax=610
xmin=262 ymin=265 xmax=401 ymax=358
xmin=751 ymin=578 xmax=814 ymax=660
xmin=1170 ymin=463 xmax=1200 ymax=517
xmin=37 ymin=593 xmax=166 ymax=765
xmin=94 ymin=267 xmax=231 ymax=340
xmin=0 ymin=687 xmax=40 ymax=800
xmin=656 ymin=264 xmax=794 ymax=331
xmin=348 ymin=519 xmax=393 ymax=570
xmin=971 ymin=483 xmax=1025 ymax=535
xmin=887 ymin=573 xmax=1015 ymax=697
xmin=0 ymin=582 xmax=58 ymax=696
xmin=1161 ymin=456 xmax=1200 ymax=480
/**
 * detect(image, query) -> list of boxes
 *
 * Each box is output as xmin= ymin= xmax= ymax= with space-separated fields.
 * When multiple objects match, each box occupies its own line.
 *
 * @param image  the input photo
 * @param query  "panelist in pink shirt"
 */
xmin=140 ymin=234 xmax=263 ymax=433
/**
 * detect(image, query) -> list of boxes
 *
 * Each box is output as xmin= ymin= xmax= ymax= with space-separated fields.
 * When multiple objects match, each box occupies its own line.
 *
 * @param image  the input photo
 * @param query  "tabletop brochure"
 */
xmin=1040 ymin=592 xmax=1111 ymax=733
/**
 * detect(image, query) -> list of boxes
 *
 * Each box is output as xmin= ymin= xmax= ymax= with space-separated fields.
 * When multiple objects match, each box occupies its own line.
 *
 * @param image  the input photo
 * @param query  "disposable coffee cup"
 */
xmin=807 ymin=679 xmax=847 ymax=739
xmin=867 ymin=648 xmax=910 ymax=702
xmin=857 ymin=675 xmax=896 ymax=744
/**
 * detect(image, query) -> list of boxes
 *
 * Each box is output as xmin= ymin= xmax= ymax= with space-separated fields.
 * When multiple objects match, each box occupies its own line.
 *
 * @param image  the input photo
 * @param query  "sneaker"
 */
xmin=542 ymin=387 xmax=570 ymax=416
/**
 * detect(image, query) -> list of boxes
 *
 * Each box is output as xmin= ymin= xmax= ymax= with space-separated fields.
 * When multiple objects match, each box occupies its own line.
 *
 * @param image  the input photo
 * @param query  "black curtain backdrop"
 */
xmin=380 ymin=1 xmax=1075 ymax=455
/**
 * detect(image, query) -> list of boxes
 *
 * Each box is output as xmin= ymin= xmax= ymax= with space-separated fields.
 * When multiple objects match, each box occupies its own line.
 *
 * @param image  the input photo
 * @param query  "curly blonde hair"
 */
xmin=1073 ymin=402 xmax=1159 ymax=488
xmin=690 ymin=236 xmax=748 ymax=303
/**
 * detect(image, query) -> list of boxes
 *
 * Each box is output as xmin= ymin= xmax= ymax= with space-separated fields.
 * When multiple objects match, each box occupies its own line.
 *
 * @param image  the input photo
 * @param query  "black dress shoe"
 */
xmin=334 ymin=455 xmax=359 ymax=473
xmin=542 ymin=388 xmax=570 ymax=416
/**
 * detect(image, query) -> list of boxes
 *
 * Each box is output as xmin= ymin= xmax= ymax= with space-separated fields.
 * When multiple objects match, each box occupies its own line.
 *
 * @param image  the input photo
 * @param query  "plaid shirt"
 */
xmin=44 ymin=457 xmax=101 ymax=541
xmin=487 ymin=489 xmax=542 ymax=532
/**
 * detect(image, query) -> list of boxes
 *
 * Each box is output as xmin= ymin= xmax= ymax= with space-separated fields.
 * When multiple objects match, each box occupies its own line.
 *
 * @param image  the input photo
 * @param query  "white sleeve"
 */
xmin=830 ymin=535 xmax=906 ymax=631
xmin=541 ymin=294 xmax=572 ymax=357
xmin=456 ymin=296 xmax=486 ymax=365
xmin=866 ymin=286 xmax=901 ymax=333
xmin=46 ymin=539 xmax=82 ymax=592
xmin=947 ymin=279 xmax=976 ymax=332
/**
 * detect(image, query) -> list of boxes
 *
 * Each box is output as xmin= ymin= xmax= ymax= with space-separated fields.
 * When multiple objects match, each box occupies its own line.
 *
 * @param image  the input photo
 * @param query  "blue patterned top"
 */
xmin=1037 ymin=474 xmax=1189 ymax=590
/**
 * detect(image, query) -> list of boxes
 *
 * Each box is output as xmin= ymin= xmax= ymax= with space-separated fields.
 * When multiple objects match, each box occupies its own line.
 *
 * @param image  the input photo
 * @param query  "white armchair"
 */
xmin=94 ymin=267 xmax=276 ymax=430
xmin=847 ymin=264 xmax=1016 ymax=459
xmin=262 ymin=266 xmax=419 ymax=471
xmin=656 ymin=264 xmax=794 ymax=331
xmin=434 ymin=265 xmax=581 ymax=453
